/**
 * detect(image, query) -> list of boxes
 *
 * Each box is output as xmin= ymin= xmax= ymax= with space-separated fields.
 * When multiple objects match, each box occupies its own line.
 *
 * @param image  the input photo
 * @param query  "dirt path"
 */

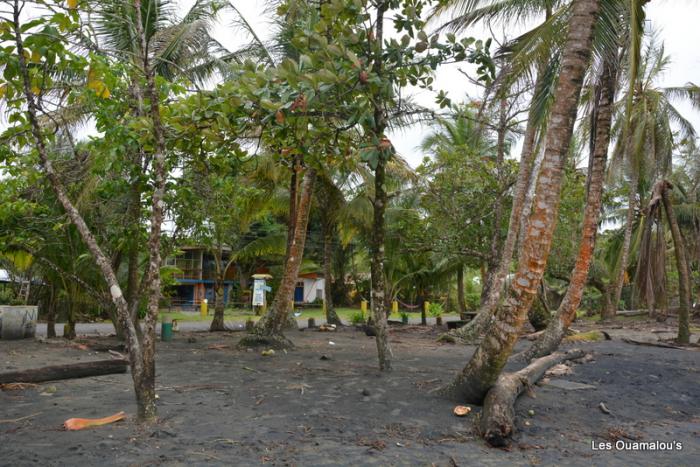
xmin=1 ymin=322 xmax=698 ymax=466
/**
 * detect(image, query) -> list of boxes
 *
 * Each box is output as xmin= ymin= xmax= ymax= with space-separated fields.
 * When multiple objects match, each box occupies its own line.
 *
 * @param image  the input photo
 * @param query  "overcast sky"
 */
xmin=203 ymin=0 xmax=700 ymax=168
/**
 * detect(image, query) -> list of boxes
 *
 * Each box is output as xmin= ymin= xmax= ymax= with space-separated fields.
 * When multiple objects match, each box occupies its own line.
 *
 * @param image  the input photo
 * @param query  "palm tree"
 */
xmin=604 ymin=38 xmax=698 ymax=319
xmin=523 ymin=34 xmax=621 ymax=359
xmin=439 ymin=0 xmax=600 ymax=403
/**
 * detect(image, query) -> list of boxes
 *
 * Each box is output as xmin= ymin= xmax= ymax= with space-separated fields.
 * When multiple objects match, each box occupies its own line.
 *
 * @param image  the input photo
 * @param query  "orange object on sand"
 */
xmin=64 ymin=411 xmax=126 ymax=430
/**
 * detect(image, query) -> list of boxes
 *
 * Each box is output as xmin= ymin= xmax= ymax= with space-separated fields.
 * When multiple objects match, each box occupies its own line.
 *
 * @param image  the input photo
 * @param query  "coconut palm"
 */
xmin=439 ymin=0 xmax=600 ymax=407
xmin=604 ymin=38 xmax=698 ymax=318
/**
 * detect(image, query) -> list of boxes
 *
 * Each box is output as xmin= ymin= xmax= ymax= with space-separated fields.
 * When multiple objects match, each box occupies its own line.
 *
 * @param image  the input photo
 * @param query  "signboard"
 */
xmin=252 ymin=279 xmax=266 ymax=306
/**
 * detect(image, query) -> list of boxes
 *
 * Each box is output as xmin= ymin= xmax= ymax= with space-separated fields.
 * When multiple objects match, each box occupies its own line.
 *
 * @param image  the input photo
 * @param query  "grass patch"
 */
xmin=564 ymin=330 xmax=605 ymax=342
xmin=158 ymin=307 xmax=460 ymax=323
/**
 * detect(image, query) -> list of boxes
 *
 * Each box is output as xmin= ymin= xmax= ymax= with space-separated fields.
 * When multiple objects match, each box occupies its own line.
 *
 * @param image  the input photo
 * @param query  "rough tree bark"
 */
xmin=133 ymin=0 xmax=169 ymax=421
xmin=367 ymin=2 xmax=393 ymax=371
xmin=243 ymin=168 xmax=317 ymax=346
xmin=438 ymin=0 xmax=599 ymax=403
xmin=457 ymin=266 xmax=466 ymax=315
xmin=660 ymin=181 xmax=691 ymax=343
xmin=523 ymin=55 xmax=617 ymax=360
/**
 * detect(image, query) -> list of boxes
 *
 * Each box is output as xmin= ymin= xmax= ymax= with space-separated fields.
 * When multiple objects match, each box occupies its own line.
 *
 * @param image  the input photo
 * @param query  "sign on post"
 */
xmin=252 ymin=279 xmax=266 ymax=306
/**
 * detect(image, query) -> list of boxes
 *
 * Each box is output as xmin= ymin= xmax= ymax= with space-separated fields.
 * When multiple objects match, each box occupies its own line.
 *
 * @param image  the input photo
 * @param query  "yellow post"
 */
xmin=200 ymin=298 xmax=208 ymax=318
xmin=392 ymin=300 xmax=398 ymax=314
xmin=361 ymin=300 xmax=367 ymax=317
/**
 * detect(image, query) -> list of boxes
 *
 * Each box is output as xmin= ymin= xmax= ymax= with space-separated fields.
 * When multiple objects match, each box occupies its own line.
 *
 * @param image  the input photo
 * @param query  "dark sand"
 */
xmin=1 ymin=320 xmax=698 ymax=466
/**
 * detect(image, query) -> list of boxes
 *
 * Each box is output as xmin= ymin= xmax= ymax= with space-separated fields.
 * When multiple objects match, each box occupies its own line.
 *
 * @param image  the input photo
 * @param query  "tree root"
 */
xmin=479 ymin=349 xmax=585 ymax=447
xmin=237 ymin=334 xmax=294 ymax=350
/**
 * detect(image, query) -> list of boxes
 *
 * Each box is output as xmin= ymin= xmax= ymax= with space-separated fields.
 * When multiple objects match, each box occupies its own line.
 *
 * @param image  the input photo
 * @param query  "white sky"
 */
xmin=208 ymin=0 xmax=700 ymax=167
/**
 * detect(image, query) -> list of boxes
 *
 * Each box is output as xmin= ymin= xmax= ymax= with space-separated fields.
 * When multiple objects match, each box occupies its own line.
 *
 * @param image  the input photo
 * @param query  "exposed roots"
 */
xmin=237 ymin=334 xmax=294 ymax=350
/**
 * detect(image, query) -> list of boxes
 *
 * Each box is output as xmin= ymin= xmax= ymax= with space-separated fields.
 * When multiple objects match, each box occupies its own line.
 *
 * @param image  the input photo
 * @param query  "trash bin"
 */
xmin=161 ymin=315 xmax=173 ymax=342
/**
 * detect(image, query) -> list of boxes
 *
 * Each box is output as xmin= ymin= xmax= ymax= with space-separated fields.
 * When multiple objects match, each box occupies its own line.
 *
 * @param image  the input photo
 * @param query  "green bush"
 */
xmin=0 ymin=288 xmax=17 ymax=306
xmin=350 ymin=311 xmax=365 ymax=325
xmin=428 ymin=302 xmax=444 ymax=317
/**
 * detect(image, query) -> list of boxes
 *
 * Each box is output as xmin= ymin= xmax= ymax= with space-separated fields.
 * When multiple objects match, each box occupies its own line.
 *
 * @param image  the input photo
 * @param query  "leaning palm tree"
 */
xmin=604 ymin=38 xmax=698 ymax=319
xmin=438 ymin=0 xmax=600 ymax=408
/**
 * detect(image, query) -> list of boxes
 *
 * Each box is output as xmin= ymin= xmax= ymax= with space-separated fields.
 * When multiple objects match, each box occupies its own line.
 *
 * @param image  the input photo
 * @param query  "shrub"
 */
xmin=0 ymin=288 xmax=17 ymax=306
xmin=428 ymin=302 xmax=444 ymax=317
xmin=350 ymin=311 xmax=365 ymax=325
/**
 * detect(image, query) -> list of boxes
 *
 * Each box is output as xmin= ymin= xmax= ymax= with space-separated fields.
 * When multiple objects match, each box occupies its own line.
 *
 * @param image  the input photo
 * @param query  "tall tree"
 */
xmin=524 ymin=45 xmax=620 ymax=359
xmin=439 ymin=0 xmax=600 ymax=403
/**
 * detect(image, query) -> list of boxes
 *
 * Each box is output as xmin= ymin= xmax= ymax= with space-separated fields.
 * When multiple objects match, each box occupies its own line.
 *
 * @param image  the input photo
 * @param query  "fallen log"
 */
xmin=479 ymin=349 xmax=585 ymax=447
xmin=620 ymin=338 xmax=697 ymax=350
xmin=0 ymin=359 xmax=128 ymax=384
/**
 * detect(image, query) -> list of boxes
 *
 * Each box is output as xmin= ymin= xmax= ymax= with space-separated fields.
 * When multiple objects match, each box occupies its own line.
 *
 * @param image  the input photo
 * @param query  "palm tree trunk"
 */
xmin=322 ymin=217 xmax=342 ymax=325
xmin=12 ymin=4 xmax=146 ymax=418
xmin=439 ymin=0 xmax=599 ymax=403
xmin=523 ymin=56 xmax=617 ymax=360
xmin=660 ymin=182 xmax=691 ymax=343
xmin=606 ymin=172 xmax=638 ymax=319
xmin=249 ymin=168 xmax=317 ymax=341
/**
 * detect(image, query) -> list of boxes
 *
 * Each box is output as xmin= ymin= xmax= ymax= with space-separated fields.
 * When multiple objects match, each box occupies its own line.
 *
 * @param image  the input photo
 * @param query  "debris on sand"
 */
xmin=453 ymin=406 xmax=471 ymax=417
xmin=261 ymin=349 xmax=276 ymax=357
xmin=207 ymin=344 xmax=231 ymax=350
xmin=542 ymin=380 xmax=596 ymax=391
xmin=64 ymin=411 xmax=126 ymax=430
xmin=599 ymin=402 xmax=611 ymax=415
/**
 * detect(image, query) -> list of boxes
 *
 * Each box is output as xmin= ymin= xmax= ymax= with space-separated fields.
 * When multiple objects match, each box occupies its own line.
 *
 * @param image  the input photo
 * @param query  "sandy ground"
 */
xmin=1 ymin=318 xmax=698 ymax=466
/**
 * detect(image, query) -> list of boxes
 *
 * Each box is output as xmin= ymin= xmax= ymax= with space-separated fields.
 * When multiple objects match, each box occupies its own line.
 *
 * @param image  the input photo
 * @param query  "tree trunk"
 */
xmin=365 ymin=2 xmax=393 ymax=371
xmin=125 ymin=183 xmax=142 ymax=341
xmin=523 ymin=55 xmax=616 ymax=360
xmin=479 ymin=349 xmax=585 ymax=447
xmin=132 ymin=0 xmax=169 ymax=422
xmin=660 ymin=182 xmax=691 ymax=343
xmin=210 ymin=247 xmax=226 ymax=331
xmin=322 ymin=217 xmax=342 ymax=325
xmin=247 ymin=168 xmax=317 ymax=343
xmin=370 ymin=157 xmax=393 ymax=370
xmin=482 ymin=98 xmax=509 ymax=304
xmin=451 ymin=65 xmax=543 ymax=342
xmin=438 ymin=0 xmax=599 ymax=403
xmin=47 ymin=284 xmax=56 ymax=338
xmin=606 ymin=172 xmax=638 ymax=319
xmin=457 ymin=267 xmax=466 ymax=314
